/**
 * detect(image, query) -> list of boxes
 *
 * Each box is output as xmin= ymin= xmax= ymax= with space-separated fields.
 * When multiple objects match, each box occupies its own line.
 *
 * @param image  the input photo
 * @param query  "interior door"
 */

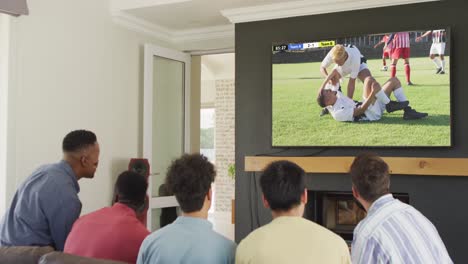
xmin=143 ymin=44 xmax=191 ymax=231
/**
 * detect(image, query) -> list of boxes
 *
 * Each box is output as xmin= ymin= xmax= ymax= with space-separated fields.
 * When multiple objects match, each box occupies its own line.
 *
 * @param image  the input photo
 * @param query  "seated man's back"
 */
xmin=236 ymin=216 xmax=349 ymax=264
xmin=138 ymin=216 xmax=235 ymax=263
xmin=137 ymin=154 xmax=236 ymax=264
xmin=236 ymin=160 xmax=350 ymax=264
xmin=0 ymin=130 xmax=99 ymax=251
xmin=64 ymin=171 xmax=150 ymax=263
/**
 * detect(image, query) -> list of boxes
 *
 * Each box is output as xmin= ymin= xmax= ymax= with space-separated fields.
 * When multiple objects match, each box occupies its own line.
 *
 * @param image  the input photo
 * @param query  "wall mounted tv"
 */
xmin=271 ymin=28 xmax=451 ymax=147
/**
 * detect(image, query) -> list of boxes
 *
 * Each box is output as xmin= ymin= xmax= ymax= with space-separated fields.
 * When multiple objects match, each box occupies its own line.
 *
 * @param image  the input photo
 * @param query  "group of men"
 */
xmin=236 ymin=155 xmax=453 ymax=264
xmin=0 ymin=129 xmax=454 ymax=263
xmin=0 ymin=130 xmax=237 ymax=263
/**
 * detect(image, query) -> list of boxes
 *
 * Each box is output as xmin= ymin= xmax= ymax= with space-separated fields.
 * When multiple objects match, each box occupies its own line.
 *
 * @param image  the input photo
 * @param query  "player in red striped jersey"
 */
xmin=374 ymin=35 xmax=392 ymax=71
xmin=386 ymin=32 xmax=413 ymax=85
xmin=416 ymin=29 xmax=447 ymax=74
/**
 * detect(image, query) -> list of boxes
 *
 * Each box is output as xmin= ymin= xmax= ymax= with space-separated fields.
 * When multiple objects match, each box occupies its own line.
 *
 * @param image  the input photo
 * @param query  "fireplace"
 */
xmin=304 ymin=191 xmax=409 ymax=242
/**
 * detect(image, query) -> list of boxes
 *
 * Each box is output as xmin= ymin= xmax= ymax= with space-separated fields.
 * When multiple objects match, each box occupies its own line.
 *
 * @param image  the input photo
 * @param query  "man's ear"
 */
xmin=352 ymin=185 xmax=360 ymax=199
xmin=301 ymin=188 xmax=308 ymax=205
xmin=261 ymin=194 xmax=270 ymax=209
xmin=207 ymin=188 xmax=212 ymax=201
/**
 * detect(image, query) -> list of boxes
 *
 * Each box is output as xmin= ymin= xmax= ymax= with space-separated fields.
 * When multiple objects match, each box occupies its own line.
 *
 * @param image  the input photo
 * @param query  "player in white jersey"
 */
xmin=316 ymin=69 xmax=428 ymax=122
xmin=320 ymin=44 xmax=371 ymax=99
xmin=416 ymin=29 xmax=447 ymax=74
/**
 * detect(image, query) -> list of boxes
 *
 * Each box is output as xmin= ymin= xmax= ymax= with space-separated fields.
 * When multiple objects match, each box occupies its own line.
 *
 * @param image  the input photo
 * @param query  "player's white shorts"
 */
xmin=362 ymin=97 xmax=386 ymax=121
xmin=430 ymin=43 xmax=446 ymax=55
xmin=358 ymin=63 xmax=369 ymax=74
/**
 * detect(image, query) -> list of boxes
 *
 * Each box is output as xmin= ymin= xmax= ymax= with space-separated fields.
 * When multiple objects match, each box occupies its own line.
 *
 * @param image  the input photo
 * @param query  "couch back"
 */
xmin=39 ymin=252 xmax=127 ymax=264
xmin=0 ymin=246 xmax=127 ymax=264
xmin=0 ymin=246 xmax=54 ymax=264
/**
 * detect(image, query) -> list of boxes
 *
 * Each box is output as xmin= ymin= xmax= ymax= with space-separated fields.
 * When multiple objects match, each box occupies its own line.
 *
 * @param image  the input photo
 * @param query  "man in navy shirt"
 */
xmin=0 ymin=129 xmax=99 ymax=251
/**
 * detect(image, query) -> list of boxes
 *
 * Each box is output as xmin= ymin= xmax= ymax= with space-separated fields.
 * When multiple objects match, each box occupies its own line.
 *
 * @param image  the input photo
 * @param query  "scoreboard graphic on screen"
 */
xmin=273 ymin=40 xmax=335 ymax=52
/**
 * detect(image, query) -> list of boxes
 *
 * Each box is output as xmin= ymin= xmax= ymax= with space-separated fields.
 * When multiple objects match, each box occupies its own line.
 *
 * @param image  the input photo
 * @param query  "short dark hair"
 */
xmin=317 ymin=89 xmax=327 ymax=108
xmin=115 ymin=170 xmax=148 ymax=209
xmin=260 ymin=160 xmax=305 ymax=211
xmin=350 ymin=153 xmax=390 ymax=202
xmin=165 ymin=153 xmax=215 ymax=213
xmin=62 ymin=130 xmax=97 ymax=153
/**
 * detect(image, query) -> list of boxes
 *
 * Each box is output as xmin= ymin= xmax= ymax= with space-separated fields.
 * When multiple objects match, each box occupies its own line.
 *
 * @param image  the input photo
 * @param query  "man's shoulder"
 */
xmin=355 ymin=199 xmax=412 ymax=237
xmin=33 ymin=162 xmax=72 ymax=185
xmin=241 ymin=217 xmax=345 ymax=243
xmin=298 ymin=218 xmax=348 ymax=244
xmin=19 ymin=162 xmax=67 ymax=193
xmin=74 ymin=207 xmax=109 ymax=222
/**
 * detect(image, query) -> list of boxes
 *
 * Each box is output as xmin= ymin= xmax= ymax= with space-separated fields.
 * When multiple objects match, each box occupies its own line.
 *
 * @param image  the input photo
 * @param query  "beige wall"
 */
xmin=190 ymin=55 xmax=201 ymax=153
xmin=5 ymin=0 xmax=177 ymax=215
xmin=0 ymin=14 xmax=9 ymax=215
xmin=200 ymin=53 xmax=235 ymax=212
xmin=214 ymin=79 xmax=235 ymax=212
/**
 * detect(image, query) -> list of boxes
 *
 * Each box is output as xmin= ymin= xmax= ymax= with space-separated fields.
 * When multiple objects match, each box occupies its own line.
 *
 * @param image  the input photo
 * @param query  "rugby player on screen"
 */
xmin=320 ymin=44 xmax=370 ymax=99
xmin=374 ymin=34 xmax=392 ymax=71
xmin=416 ymin=29 xmax=447 ymax=74
xmin=316 ymin=69 xmax=427 ymax=122
xmin=386 ymin=32 xmax=413 ymax=85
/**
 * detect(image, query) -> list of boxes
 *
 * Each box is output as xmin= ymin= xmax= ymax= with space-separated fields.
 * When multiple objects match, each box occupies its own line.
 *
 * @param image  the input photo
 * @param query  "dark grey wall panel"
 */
xmin=235 ymin=0 xmax=468 ymax=262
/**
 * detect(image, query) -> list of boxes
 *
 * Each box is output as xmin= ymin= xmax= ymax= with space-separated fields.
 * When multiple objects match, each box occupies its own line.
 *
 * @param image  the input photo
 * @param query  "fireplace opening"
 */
xmin=304 ymin=191 xmax=409 ymax=242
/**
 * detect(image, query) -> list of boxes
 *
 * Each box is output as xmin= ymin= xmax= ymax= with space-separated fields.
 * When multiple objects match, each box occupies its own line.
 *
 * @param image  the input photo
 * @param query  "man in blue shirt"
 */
xmin=0 ymin=129 xmax=99 ymax=251
xmin=137 ymin=153 xmax=236 ymax=264
xmin=350 ymin=153 xmax=452 ymax=264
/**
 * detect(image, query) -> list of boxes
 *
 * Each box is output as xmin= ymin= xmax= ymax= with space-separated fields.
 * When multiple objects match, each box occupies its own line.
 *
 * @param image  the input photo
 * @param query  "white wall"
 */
xmin=0 ymin=14 xmax=9 ymax=216
xmin=6 ymin=0 xmax=175 ymax=214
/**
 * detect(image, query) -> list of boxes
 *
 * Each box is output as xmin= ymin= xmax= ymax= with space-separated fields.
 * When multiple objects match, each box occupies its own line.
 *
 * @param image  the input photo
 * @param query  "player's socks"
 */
xmin=432 ymin=58 xmax=441 ymax=69
xmin=404 ymin=63 xmax=411 ymax=83
xmin=441 ymin=59 xmax=446 ymax=71
xmin=375 ymin=90 xmax=390 ymax=104
xmin=391 ymin=64 xmax=396 ymax=77
xmin=394 ymin=87 xmax=408 ymax=102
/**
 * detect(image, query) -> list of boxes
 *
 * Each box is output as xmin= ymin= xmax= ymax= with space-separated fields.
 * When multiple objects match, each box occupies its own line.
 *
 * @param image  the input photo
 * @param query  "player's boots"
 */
xmin=386 ymin=101 xmax=409 ymax=113
xmin=403 ymin=106 xmax=428 ymax=120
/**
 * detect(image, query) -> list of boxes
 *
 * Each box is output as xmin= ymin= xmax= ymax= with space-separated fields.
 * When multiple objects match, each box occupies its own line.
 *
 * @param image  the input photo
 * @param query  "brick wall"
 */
xmin=214 ymin=79 xmax=235 ymax=212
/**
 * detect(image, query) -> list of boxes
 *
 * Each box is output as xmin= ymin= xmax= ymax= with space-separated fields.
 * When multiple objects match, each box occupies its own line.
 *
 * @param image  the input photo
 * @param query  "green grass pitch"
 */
xmin=272 ymin=56 xmax=451 ymax=147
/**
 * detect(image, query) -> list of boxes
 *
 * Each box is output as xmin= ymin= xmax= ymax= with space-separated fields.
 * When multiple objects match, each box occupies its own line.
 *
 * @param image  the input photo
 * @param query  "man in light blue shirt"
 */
xmin=0 ymin=130 xmax=100 ymax=251
xmin=137 ymin=154 xmax=236 ymax=264
xmin=350 ymin=153 xmax=452 ymax=264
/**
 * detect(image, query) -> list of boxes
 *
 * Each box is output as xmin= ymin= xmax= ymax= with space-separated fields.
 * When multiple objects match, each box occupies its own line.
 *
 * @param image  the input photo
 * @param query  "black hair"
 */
xmin=350 ymin=153 xmax=390 ymax=202
xmin=260 ymin=160 xmax=305 ymax=211
xmin=317 ymin=90 xmax=327 ymax=108
xmin=165 ymin=153 xmax=215 ymax=213
xmin=62 ymin=130 xmax=97 ymax=153
xmin=115 ymin=170 xmax=148 ymax=209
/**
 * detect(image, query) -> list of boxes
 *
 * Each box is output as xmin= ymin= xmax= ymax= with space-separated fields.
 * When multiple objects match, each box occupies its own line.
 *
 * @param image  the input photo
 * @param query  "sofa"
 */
xmin=0 ymin=246 xmax=127 ymax=264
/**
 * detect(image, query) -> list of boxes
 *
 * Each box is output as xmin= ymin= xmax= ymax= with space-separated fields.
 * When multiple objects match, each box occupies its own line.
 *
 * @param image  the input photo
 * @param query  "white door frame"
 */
xmin=143 ymin=43 xmax=191 ymax=230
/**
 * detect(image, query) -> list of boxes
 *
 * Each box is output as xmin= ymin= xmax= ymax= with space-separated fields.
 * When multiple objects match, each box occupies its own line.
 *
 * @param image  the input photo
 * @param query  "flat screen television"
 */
xmin=271 ymin=28 xmax=451 ymax=147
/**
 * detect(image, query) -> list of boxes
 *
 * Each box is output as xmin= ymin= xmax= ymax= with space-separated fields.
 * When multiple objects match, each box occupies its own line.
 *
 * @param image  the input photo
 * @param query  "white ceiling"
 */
xmin=110 ymin=0 xmax=439 ymax=52
xmin=125 ymin=0 xmax=294 ymax=31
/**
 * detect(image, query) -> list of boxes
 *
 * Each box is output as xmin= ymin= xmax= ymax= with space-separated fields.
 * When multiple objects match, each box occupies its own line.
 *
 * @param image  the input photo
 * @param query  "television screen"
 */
xmin=272 ymin=28 xmax=451 ymax=147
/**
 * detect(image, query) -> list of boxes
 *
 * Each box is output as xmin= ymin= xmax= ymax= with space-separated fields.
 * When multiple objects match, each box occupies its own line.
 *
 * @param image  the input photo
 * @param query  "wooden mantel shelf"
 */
xmin=245 ymin=156 xmax=468 ymax=176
